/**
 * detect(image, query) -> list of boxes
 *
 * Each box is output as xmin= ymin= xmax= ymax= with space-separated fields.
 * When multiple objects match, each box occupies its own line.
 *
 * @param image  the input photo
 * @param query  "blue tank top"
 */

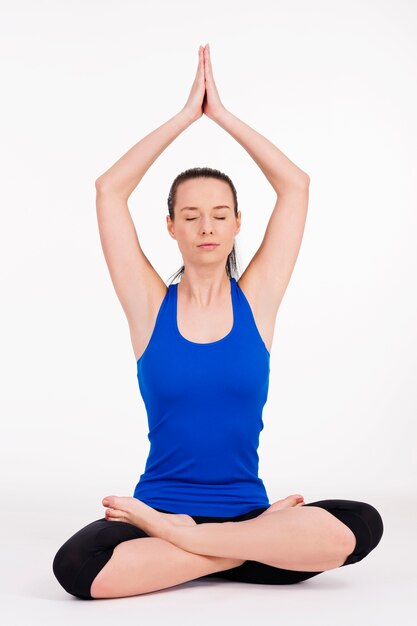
xmin=133 ymin=276 xmax=271 ymax=516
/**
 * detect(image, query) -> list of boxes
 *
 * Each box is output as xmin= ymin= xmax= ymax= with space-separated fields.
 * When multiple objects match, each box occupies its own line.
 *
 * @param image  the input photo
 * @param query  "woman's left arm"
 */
xmin=203 ymin=43 xmax=310 ymax=323
xmin=202 ymin=43 xmax=309 ymax=191
xmin=215 ymin=108 xmax=310 ymax=321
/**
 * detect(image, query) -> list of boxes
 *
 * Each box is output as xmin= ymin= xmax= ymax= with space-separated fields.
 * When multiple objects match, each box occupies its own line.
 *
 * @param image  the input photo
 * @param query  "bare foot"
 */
xmin=101 ymin=493 xmax=305 ymax=538
xmin=102 ymin=495 xmax=181 ymax=539
xmin=259 ymin=494 xmax=305 ymax=517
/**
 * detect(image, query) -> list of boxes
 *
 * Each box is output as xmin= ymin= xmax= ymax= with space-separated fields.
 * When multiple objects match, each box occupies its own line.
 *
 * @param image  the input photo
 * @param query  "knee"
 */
xmin=52 ymin=517 xmax=145 ymax=599
xmin=359 ymin=501 xmax=384 ymax=551
xmin=52 ymin=519 xmax=108 ymax=600
xmin=52 ymin=537 xmax=93 ymax=600
xmin=344 ymin=500 xmax=384 ymax=565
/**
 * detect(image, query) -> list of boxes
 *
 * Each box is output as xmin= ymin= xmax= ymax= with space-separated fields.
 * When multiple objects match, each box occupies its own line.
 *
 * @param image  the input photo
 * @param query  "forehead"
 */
xmin=176 ymin=178 xmax=232 ymax=204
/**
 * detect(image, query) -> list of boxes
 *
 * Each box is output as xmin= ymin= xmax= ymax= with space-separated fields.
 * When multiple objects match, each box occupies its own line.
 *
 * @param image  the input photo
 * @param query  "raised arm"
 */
xmin=95 ymin=46 xmax=207 ymax=195
xmin=95 ymin=48 xmax=207 ymax=346
xmin=202 ymin=44 xmax=310 ymax=326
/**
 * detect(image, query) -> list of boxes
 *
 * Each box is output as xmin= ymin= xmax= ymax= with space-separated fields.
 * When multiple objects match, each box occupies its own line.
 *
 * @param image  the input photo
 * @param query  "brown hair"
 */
xmin=166 ymin=167 xmax=241 ymax=284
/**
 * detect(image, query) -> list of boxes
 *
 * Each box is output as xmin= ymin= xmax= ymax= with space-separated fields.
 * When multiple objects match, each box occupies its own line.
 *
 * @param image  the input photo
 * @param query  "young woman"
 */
xmin=52 ymin=44 xmax=383 ymax=600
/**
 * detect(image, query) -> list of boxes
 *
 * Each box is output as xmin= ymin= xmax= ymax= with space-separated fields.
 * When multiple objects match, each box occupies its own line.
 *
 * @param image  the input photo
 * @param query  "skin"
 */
xmin=166 ymin=176 xmax=241 ymax=308
xmin=166 ymin=42 xmax=241 ymax=304
xmin=91 ymin=45 xmax=355 ymax=597
xmin=101 ymin=44 xmax=306 ymax=534
xmin=101 ymin=492 xmax=355 ymax=573
xmin=102 ymin=494 xmax=306 ymax=533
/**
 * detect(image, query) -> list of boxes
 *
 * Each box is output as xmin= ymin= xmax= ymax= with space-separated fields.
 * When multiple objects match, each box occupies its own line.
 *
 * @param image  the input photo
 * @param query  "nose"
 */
xmin=200 ymin=222 xmax=214 ymax=234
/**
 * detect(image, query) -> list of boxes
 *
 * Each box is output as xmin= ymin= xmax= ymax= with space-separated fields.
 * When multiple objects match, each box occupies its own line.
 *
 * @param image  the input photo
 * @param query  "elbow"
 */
xmin=95 ymin=177 xmax=106 ymax=192
xmin=95 ymin=177 xmax=115 ymax=196
xmin=289 ymin=174 xmax=310 ymax=191
xmin=95 ymin=177 xmax=126 ymax=198
xmin=95 ymin=174 xmax=116 ymax=192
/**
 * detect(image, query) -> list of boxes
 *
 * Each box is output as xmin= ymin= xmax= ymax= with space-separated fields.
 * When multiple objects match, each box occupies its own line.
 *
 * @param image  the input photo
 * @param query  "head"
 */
xmin=166 ymin=167 xmax=241 ymax=284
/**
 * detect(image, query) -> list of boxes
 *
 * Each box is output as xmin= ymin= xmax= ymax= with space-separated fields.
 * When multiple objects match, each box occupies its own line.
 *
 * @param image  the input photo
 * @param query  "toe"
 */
xmin=289 ymin=494 xmax=304 ymax=507
xmin=102 ymin=495 xmax=118 ymax=508
xmin=103 ymin=495 xmax=138 ymax=512
xmin=105 ymin=507 xmax=124 ymax=519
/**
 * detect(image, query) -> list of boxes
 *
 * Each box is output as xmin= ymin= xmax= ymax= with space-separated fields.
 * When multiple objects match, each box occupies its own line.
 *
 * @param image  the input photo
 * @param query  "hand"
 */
xmin=181 ymin=46 xmax=206 ymax=123
xmin=202 ymin=43 xmax=227 ymax=122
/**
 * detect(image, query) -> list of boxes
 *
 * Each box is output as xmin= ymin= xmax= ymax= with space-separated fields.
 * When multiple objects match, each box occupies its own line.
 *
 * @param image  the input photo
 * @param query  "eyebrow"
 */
xmin=180 ymin=205 xmax=231 ymax=212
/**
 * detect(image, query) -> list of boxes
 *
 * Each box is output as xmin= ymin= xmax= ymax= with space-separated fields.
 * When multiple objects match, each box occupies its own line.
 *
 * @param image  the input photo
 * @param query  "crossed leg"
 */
xmin=53 ymin=494 xmax=383 ymax=599
xmin=92 ymin=494 xmax=356 ymax=599
xmin=91 ymin=494 xmax=304 ymax=598
xmin=103 ymin=494 xmax=356 ymax=572
xmin=90 ymin=536 xmax=244 ymax=598
xmin=159 ymin=505 xmax=356 ymax=571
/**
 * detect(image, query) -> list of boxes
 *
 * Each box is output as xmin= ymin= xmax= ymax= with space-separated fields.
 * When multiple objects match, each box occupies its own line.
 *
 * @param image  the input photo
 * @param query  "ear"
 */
xmin=166 ymin=214 xmax=176 ymax=239
xmin=235 ymin=210 xmax=241 ymax=234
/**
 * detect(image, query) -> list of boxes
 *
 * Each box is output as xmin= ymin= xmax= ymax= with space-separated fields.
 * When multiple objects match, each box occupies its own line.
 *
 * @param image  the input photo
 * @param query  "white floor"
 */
xmin=2 ymin=492 xmax=415 ymax=626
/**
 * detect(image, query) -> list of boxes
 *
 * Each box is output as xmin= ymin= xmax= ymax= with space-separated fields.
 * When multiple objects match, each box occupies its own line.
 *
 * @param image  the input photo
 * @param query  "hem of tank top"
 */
xmin=172 ymin=276 xmax=237 ymax=348
xmin=153 ymin=505 xmax=270 ymax=518
xmin=234 ymin=279 xmax=271 ymax=358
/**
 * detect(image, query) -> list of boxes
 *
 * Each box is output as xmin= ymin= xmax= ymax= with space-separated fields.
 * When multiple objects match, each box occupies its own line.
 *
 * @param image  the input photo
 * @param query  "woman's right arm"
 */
xmin=95 ymin=48 xmax=205 ymax=346
xmin=95 ymin=109 xmax=195 ymax=339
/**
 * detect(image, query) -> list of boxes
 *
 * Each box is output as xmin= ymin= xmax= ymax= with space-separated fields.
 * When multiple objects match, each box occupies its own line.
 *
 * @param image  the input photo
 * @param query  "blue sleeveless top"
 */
xmin=132 ymin=276 xmax=271 ymax=516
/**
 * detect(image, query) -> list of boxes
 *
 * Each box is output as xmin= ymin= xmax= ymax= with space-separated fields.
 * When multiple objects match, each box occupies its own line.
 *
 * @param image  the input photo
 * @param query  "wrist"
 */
xmin=179 ymin=107 xmax=199 ymax=126
xmin=210 ymin=107 xmax=231 ymax=125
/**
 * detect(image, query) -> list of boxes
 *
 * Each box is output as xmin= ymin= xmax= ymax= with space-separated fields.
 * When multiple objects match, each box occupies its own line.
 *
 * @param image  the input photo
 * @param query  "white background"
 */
xmin=1 ymin=0 xmax=416 ymax=624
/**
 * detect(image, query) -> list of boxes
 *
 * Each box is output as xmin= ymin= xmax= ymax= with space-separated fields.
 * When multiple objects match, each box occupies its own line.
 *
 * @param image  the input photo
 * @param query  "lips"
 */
xmin=198 ymin=243 xmax=219 ymax=247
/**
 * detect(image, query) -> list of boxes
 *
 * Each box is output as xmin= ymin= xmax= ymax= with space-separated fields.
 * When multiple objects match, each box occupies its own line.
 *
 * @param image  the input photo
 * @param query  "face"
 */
xmin=167 ymin=178 xmax=241 ymax=267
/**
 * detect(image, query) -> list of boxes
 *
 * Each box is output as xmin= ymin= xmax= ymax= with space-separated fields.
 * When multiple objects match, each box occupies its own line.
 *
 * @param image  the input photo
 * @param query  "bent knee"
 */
xmin=52 ymin=540 xmax=95 ymax=600
xmin=52 ymin=518 xmax=120 ymax=599
xmin=306 ymin=498 xmax=384 ymax=567
xmin=53 ymin=518 xmax=148 ymax=599
xmin=340 ymin=501 xmax=384 ymax=566
xmin=361 ymin=502 xmax=384 ymax=550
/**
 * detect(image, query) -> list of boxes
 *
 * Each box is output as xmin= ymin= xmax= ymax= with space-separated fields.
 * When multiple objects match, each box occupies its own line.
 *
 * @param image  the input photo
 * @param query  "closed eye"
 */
xmin=185 ymin=217 xmax=226 ymax=221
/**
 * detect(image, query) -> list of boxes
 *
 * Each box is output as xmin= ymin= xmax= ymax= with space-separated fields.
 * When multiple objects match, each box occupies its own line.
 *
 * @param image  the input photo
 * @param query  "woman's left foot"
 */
xmin=260 ymin=494 xmax=305 ymax=517
xmin=102 ymin=496 xmax=195 ymax=539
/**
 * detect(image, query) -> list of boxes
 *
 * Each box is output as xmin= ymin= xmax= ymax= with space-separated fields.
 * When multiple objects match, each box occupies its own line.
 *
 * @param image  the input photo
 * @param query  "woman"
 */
xmin=52 ymin=44 xmax=383 ymax=600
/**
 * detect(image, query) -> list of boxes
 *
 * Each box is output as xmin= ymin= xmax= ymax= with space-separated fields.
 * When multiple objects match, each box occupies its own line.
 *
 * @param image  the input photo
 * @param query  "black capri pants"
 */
xmin=52 ymin=498 xmax=384 ymax=600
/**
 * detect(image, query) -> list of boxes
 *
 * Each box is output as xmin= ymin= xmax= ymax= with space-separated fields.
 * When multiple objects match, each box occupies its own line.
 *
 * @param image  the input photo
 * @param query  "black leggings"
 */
xmin=52 ymin=498 xmax=384 ymax=600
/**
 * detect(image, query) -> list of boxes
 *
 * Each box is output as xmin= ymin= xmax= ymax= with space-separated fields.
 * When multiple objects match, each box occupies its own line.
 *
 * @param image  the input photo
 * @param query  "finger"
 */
xmin=195 ymin=48 xmax=201 ymax=75
xmin=196 ymin=47 xmax=204 ymax=78
xmin=204 ymin=46 xmax=213 ymax=78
